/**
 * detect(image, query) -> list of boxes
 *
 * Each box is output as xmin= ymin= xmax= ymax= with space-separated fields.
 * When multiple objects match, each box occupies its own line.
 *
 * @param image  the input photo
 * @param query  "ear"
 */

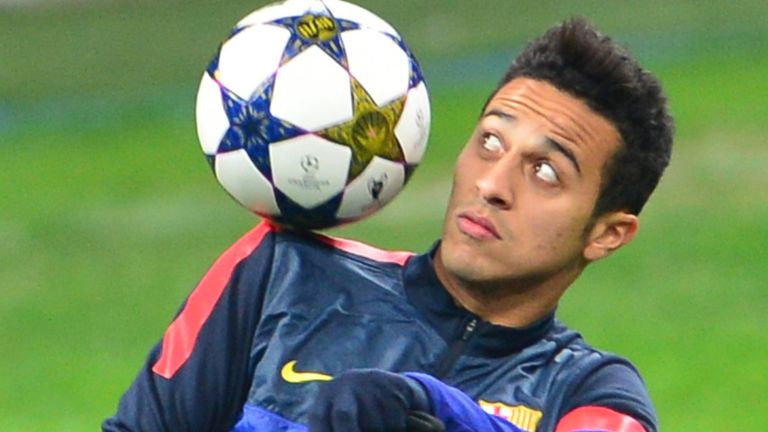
xmin=583 ymin=211 xmax=639 ymax=262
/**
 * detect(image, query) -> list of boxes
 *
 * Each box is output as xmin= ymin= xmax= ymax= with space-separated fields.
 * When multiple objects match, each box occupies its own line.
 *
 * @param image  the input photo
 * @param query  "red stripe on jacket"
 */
xmin=315 ymin=232 xmax=414 ymax=265
xmin=555 ymin=406 xmax=647 ymax=432
xmin=152 ymin=221 xmax=274 ymax=379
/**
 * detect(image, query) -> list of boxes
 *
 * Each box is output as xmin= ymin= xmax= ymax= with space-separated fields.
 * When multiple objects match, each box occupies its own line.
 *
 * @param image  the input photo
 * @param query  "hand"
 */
xmin=406 ymin=410 xmax=446 ymax=432
xmin=308 ymin=369 xmax=445 ymax=432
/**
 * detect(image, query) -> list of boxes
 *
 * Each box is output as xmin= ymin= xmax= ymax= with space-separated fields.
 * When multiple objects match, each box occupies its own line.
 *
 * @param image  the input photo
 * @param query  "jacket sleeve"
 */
xmin=404 ymin=373 xmax=525 ymax=432
xmin=103 ymin=222 xmax=276 ymax=432
xmin=558 ymin=362 xmax=657 ymax=432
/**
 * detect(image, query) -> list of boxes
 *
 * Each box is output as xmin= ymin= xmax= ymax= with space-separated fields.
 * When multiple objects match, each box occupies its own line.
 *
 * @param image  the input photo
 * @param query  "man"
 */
xmin=104 ymin=17 xmax=673 ymax=432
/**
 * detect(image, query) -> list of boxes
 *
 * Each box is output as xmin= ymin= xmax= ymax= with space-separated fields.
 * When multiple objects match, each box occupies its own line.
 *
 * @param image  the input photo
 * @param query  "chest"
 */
xmin=244 ymin=297 xmax=580 ymax=432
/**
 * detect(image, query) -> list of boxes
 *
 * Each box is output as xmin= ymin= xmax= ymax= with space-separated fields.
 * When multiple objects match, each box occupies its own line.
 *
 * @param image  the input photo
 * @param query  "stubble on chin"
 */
xmin=439 ymin=236 xmax=501 ymax=287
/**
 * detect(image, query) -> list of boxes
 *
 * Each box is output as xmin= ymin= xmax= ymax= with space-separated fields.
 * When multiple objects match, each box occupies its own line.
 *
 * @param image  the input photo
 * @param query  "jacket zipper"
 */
xmin=433 ymin=318 xmax=478 ymax=378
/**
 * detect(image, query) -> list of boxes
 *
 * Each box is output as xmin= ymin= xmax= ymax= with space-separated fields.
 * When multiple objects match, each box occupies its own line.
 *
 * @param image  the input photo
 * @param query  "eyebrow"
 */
xmin=543 ymin=137 xmax=581 ymax=174
xmin=484 ymin=109 xmax=582 ymax=174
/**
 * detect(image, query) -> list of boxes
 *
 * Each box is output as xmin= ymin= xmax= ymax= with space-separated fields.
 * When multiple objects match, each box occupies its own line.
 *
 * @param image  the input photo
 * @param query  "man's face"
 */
xmin=438 ymin=77 xmax=622 ymax=290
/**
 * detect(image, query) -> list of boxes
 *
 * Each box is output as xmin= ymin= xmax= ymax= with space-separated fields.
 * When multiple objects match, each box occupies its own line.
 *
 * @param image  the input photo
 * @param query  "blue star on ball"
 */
xmin=217 ymin=75 xmax=305 ymax=181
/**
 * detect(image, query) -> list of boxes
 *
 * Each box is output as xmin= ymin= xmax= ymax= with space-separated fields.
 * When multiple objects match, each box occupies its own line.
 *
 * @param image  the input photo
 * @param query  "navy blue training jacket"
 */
xmin=104 ymin=221 xmax=657 ymax=431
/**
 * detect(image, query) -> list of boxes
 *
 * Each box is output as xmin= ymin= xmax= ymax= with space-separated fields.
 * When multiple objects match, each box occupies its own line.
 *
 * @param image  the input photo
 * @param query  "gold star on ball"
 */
xmin=318 ymin=78 xmax=406 ymax=180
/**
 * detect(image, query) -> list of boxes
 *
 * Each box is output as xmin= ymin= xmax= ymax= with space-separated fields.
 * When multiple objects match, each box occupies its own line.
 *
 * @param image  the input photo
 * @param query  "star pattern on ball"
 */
xmin=318 ymin=78 xmax=406 ymax=180
xmin=388 ymin=34 xmax=426 ymax=89
xmin=267 ymin=7 xmax=361 ymax=68
xmin=216 ymin=73 xmax=306 ymax=181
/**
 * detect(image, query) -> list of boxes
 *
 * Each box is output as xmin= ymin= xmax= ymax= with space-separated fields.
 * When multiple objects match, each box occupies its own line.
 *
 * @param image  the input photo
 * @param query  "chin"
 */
xmin=442 ymin=246 xmax=494 ymax=283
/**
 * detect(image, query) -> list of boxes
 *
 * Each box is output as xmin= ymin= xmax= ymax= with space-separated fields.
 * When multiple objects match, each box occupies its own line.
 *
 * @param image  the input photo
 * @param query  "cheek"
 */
xmin=524 ymin=204 xmax=590 ymax=252
xmin=447 ymin=154 xmax=476 ymax=201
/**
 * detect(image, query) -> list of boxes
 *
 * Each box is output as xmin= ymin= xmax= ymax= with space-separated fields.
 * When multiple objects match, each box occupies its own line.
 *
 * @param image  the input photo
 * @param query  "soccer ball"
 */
xmin=195 ymin=0 xmax=431 ymax=230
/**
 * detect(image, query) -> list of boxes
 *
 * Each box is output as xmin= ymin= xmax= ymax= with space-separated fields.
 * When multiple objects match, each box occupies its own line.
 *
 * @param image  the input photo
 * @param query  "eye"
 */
xmin=534 ymin=162 xmax=559 ymax=184
xmin=482 ymin=134 xmax=503 ymax=152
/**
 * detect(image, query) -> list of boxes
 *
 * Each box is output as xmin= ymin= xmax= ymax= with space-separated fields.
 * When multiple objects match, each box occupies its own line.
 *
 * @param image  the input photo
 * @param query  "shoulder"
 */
xmin=228 ymin=220 xmax=412 ymax=268
xmin=268 ymin=222 xmax=414 ymax=266
xmin=562 ymin=359 xmax=656 ymax=431
xmin=241 ymin=221 xmax=417 ymax=301
xmin=257 ymin=222 xmax=415 ymax=283
xmin=545 ymin=322 xmax=657 ymax=432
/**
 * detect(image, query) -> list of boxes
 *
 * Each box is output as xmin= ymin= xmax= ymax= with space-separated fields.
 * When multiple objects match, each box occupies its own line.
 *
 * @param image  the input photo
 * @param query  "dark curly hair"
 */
xmin=489 ymin=17 xmax=674 ymax=215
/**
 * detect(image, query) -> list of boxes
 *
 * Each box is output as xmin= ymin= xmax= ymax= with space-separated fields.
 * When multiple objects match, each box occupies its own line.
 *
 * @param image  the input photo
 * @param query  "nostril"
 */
xmin=477 ymin=180 xmax=511 ymax=209
xmin=484 ymin=195 xmax=508 ymax=208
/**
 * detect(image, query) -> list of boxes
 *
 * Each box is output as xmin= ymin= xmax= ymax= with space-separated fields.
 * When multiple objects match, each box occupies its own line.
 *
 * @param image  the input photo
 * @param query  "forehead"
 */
xmin=484 ymin=78 xmax=621 ymax=173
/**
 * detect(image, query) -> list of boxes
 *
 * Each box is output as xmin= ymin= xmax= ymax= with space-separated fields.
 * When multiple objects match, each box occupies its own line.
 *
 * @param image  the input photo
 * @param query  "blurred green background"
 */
xmin=1 ymin=0 xmax=766 ymax=430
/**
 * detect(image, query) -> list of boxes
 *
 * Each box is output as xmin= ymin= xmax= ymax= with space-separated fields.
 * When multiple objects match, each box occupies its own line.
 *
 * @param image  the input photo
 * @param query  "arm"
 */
xmin=555 ymin=406 xmax=647 ymax=432
xmin=406 ymin=373 xmax=525 ymax=432
xmin=554 ymin=362 xmax=657 ymax=432
xmin=410 ymin=372 xmax=652 ymax=432
xmin=103 ymin=223 xmax=275 ymax=431
xmin=307 ymin=369 xmax=523 ymax=432
xmin=307 ymin=366 xmax=652 ymax=432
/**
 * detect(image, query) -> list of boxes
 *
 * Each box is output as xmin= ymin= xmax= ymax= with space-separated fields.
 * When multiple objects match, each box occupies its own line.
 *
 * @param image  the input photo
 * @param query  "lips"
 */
xmin=457 ymin=212 xmax=501 ymax=240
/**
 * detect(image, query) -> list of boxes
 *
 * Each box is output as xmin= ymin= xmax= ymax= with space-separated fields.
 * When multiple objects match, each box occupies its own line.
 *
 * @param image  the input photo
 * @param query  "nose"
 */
xmin=476 ymin=155 xmax=515 ymax=210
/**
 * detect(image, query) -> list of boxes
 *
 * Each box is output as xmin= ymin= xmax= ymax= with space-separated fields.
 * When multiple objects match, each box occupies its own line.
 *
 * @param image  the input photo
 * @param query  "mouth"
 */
xmin=457 ymin=211 xmax=501 ymax=240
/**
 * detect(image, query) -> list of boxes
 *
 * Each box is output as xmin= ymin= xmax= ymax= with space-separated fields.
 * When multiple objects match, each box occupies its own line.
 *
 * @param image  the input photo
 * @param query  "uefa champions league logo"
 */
xmin=288 ymin=154 xmax=330 ymax=191
xmin=300 ymin=154 xmax=320 ymax=173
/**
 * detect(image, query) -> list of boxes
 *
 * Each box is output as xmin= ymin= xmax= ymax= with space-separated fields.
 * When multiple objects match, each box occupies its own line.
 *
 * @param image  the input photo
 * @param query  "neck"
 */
xmin=434 ymin=251 xmax=581 ymax=328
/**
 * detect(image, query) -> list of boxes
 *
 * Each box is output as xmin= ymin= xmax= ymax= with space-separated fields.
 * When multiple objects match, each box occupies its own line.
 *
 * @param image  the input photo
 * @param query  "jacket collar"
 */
xmin=404 ymin=243 xmax=555 ymax=358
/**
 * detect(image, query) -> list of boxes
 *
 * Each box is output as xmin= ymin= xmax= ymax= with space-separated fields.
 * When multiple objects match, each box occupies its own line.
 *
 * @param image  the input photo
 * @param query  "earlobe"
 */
xmin=583 ymin=212 xmax=639 ymax=262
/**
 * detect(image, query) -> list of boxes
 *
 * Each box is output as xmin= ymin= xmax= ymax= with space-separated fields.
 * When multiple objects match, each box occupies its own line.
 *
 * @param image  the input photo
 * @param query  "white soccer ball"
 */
xmin=196 ymin=0 xmax=431 ymax=230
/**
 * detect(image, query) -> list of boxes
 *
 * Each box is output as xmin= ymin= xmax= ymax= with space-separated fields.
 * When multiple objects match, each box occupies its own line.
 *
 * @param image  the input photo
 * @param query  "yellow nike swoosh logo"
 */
xmin=281 ymin=360 xmax=333 ymax=383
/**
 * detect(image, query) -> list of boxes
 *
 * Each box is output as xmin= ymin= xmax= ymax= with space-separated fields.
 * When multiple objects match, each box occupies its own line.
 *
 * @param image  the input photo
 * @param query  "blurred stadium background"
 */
xmin=1 ymin=0 xmax=766 ymax=430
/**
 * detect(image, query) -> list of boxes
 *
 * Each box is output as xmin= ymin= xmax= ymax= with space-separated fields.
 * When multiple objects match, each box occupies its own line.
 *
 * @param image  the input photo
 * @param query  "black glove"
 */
xmin=405 ymin=410 xmax=446 ymax=432
xmin=308 ymin=369 xmax=445 ymax=432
